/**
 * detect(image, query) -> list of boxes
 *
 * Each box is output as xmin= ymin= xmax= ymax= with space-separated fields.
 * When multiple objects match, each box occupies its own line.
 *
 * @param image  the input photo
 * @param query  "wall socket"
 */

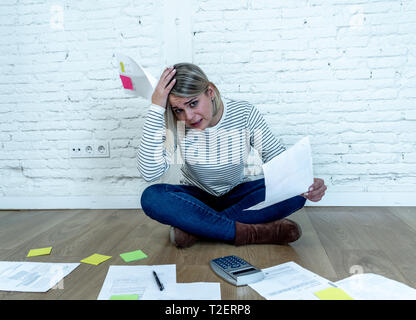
xmin=69 ymin=141 xmax=110 ymax=158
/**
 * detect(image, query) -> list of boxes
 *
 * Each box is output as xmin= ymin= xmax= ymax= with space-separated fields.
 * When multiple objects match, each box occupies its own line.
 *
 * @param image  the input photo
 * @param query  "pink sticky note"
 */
xmin=120 ymin=75 xmax=134 ymax=90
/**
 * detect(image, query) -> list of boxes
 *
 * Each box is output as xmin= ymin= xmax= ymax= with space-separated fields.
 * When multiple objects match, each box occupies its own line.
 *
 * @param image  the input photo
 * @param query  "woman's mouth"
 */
xmin=190 ymin=119 xmax=202 ymax=127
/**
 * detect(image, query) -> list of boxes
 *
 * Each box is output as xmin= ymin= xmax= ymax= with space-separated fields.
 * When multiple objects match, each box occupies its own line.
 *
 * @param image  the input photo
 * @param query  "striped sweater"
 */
xmin=137 ymin=99 xmax=286 ymax=196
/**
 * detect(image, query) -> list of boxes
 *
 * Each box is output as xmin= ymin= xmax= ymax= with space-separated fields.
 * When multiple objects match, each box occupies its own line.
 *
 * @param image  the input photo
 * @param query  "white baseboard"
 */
xmin=0 ymin=193 xmax=415 ymax=210
xmin=0 ymin=196 xmax=141 ymax=210
xmin=305 ymin=192 xmax=415 ymax=207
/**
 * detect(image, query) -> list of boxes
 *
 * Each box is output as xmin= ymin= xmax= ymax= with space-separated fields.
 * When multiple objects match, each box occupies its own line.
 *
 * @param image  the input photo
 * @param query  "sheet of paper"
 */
xmin=141 ymin=282 xmax=221 ymax=300
xmin=97 ymin=264 xmax=176 ymax=300
xmin=248 ymin=261 xmax=333 ymax=300
xmin=335 ymin=273 xmax=416 ymax=300
xmin=80 ymin=253 xmax=112 ymax=266
xmin=110 ymin=294 xmax=139 ymax=300
xmin=115 ymin=53 xmax=157 ymax=100
xmin=120 ymin=250 xmax=148 ymax=263
xmin=314 ymin=287 xmax=354 ymax=300
xmin=0 ymin=261 xmax=79 ymax=292
xmin=27 ymin=246 xmax=52 ymax=257
xmin=245 ymin=136 xmax=313 ymax=211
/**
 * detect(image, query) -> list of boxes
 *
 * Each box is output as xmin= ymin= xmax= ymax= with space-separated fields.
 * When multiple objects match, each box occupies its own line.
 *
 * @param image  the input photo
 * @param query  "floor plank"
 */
xmin=306 ymin=207 xmax=414 ymax=284
xmin=0 ymin=207 xmax=415 ymax=300
xmin=289 ymin=208 xmax=338 ymax=281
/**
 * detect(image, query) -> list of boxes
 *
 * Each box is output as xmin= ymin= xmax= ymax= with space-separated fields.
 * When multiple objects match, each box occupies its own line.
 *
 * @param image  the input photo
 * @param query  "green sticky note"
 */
xmin=27 ymin=246 xmax=52 ymax=257
xmin=120 ymin=250 xmax=148 ymax=262
xmin=314 ymin=287 xmax=354 ymax=300
xmin=80 ymin=253 xmax=112 ymax=266
xmin=110 ymin=294 xmax=139 ymax=300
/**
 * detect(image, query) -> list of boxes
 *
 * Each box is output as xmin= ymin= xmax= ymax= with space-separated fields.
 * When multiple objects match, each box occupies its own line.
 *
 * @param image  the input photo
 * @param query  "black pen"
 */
xmin=153 ymin=270 xmax=164 ymax=291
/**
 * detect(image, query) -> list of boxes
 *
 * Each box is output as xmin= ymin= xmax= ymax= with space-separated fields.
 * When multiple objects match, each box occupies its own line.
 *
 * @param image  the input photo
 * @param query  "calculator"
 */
xmin=210 ymin=255 xmax=265 ymax=286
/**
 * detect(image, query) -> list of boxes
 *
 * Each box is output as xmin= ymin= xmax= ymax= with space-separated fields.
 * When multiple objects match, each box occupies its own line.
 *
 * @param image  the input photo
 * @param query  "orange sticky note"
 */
xmin=120 ymin=75 xmax=133 ymax=90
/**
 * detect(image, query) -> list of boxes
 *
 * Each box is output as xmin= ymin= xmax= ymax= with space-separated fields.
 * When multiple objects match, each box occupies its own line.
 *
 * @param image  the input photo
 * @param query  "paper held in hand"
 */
xmin=115 ymin=53 xmax=157 ymax=100
xmin=245 ymin=136 xmax=313 ymax=211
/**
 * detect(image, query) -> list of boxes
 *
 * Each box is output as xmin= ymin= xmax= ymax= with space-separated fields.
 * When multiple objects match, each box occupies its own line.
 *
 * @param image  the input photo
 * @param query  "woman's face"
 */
xmin=168 ymin=88 xmax=216 ymax=130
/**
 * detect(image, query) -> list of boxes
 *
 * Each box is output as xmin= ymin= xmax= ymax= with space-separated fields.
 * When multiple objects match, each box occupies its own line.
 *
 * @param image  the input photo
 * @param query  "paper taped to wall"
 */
xmin=115 ymin=53 xmax=157 ymax=100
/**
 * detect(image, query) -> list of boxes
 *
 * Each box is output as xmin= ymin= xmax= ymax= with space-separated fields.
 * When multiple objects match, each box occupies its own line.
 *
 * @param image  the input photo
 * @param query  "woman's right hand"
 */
xmin=151 ymin=67 xmax=176 ymax=108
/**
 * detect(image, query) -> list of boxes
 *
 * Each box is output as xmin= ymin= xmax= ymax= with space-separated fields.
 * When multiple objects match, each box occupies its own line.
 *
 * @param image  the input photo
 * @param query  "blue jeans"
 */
xmin=140 ymin=178 xmax=306 ymax=241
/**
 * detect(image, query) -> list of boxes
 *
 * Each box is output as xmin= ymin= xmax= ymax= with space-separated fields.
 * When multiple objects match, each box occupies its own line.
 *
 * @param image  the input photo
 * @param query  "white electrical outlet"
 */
xmin=69 ymin=141 xmax=110 ymax=158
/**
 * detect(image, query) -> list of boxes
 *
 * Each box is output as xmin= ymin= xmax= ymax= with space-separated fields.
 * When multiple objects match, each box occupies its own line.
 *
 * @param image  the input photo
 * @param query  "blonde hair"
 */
xmin=164 ymin=63 xmax=222 ymax=159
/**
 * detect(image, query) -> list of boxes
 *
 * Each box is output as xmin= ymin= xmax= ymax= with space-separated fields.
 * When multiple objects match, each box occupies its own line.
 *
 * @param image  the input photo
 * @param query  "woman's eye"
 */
xmin=174 ymin=109 xmax=182 ymax=114
xmin=190 ymin=101 xmax=198 ymax=107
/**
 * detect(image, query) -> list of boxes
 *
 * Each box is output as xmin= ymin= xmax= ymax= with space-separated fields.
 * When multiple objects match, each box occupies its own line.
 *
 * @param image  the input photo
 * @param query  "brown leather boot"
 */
xmin=234 ymin=219 xmax=302 ymax=246
xmin=169 ymin=226 xmax=199 ymax=248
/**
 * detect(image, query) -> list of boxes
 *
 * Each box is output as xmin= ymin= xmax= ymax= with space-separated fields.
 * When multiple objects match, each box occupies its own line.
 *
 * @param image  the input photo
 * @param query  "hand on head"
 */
xmin=152 ymin=67 xmax=176 ymax=108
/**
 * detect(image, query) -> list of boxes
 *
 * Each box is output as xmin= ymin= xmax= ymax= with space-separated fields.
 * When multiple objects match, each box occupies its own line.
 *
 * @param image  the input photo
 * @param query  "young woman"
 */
xmin=138 ymin=63 xmax=327 ymax=248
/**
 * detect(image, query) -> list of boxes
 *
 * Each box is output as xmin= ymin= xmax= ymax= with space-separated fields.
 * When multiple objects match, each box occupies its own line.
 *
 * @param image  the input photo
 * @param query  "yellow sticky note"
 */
xmin=120 ymin=62 xmax=125 ymax=73
xmin=80 ymin=253 xmax=112 ymax=266
xmin=27 ymin=246 xmax=52 ymax=257
xmin=314 ymin=287 xmax=354 ymax=300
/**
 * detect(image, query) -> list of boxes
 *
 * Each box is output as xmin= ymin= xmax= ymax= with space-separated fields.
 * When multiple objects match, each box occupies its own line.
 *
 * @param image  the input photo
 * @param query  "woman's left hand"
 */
xmin=302 ymin=178 xmax=327 ymax=202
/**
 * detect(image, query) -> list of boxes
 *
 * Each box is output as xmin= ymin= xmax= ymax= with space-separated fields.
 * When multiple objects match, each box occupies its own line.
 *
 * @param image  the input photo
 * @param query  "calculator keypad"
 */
xmin=210 ymin=254 xmax=264 ymax=286
xmin=213 ymin=256 xmax=247 ymax=270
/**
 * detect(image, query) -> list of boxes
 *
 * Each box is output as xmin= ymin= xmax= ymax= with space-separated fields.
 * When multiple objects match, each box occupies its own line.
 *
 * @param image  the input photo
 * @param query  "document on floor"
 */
xmin=248 ymin=261 xmax=334 ymax=300
xmin=334 ymin=273 xmax=416 ymax=300
xmin=244 ymin=136 xmax=313 ymax=211
xmin=98 ymin=265 xmax=221 ymax=300
xmin=141 ymin=282 xmax=221 ymax=300
xmin=0 ymin=261 xmax=80 ymax=292
xmin=97 ymin=264 xmax=176 ymax=300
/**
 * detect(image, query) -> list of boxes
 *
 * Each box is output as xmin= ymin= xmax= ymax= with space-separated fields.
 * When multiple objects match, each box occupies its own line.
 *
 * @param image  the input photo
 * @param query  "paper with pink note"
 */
xmin=116 ymin=53 xmax=157 ymax=100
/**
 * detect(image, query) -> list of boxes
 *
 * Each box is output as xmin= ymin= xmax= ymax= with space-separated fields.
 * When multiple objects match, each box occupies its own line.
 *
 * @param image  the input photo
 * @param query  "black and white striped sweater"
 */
xmin=137 ymin=99 xmax=286 ymax=196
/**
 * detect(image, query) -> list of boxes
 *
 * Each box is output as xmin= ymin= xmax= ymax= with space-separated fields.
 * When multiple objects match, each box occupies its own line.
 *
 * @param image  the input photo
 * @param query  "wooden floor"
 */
xmin=0 ymin=207 xmax=415 ymax=300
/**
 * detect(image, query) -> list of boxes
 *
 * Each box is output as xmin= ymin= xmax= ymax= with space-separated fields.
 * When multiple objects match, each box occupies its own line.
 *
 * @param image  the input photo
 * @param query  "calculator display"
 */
xmin=232 ymin=268 xmax=257 ymax=275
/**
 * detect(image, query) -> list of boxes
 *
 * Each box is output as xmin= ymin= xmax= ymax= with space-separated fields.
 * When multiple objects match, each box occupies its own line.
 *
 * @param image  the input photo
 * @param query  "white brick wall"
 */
xmin=1 ymin=0 xmax=415 ymax=208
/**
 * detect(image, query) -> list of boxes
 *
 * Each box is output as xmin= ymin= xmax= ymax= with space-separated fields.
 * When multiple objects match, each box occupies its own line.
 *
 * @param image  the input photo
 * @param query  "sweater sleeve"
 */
xmin=137 ymin=104 xmax=171 ymax=182
xmin=247 ymin=104 xmax=286 ymax=163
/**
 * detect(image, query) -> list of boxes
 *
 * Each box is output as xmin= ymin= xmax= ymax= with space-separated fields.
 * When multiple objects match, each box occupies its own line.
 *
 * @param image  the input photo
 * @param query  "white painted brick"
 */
xmin=404 ymin=110 xmax=416 ymax=120
xmin=250 ymin=0 xmax=283 ymax=10
xmin=402 ymin=153 xmax=416 ymax=163
xmin=247 ymin=19 xmax=283 ymax=31
xmin=222 ymin=9 xmax=279 ymax=20
xmin=0 ymin=0 xmax=415 ymax=202
xmin=199 ymin=0 xmax=248 ymax=11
